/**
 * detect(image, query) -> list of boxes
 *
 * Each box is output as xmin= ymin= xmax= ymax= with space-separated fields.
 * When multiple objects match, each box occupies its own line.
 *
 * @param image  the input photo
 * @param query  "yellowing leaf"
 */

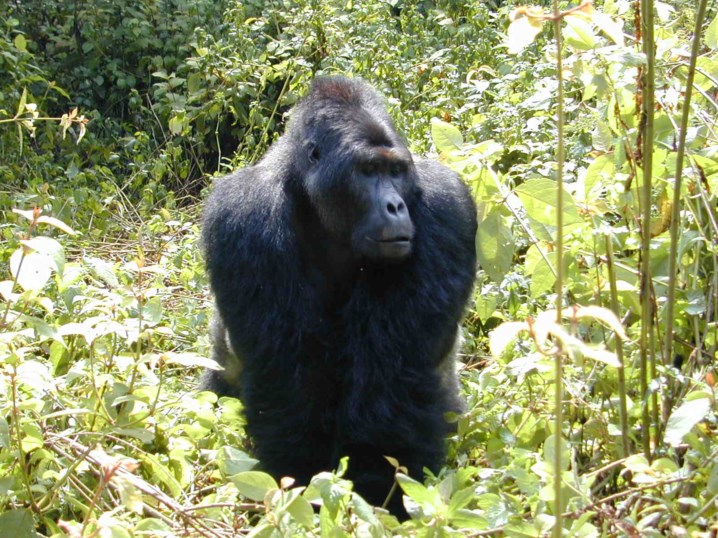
xmin=489 ymin=321 xmax=529 ymax=358
xmin=506 ymin=8 xmax=545 ymax=54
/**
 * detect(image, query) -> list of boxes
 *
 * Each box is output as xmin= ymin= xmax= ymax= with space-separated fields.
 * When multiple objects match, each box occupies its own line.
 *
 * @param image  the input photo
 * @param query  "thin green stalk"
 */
xmin=605 ymin=235 xmax=630 ymax=457
xmin=639 ymin=0 xmax=656 ymax=461
xmin=663 ymin=0 xmax=708 ymax=379
xmin=552 ymin=1 xmax=565 ymax=535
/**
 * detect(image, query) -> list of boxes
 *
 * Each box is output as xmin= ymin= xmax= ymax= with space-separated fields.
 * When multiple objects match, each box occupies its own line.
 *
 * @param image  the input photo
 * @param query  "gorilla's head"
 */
xmin=287 ymin=77 xmax=416 ymax=262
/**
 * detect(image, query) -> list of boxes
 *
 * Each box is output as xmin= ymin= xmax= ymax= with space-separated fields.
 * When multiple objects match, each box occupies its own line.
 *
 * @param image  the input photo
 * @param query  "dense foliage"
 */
xmin=1 ymin=0 xmax=717 ymax=536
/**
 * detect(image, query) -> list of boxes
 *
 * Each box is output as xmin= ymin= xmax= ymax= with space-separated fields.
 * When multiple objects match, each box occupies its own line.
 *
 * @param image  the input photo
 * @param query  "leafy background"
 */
xmin=1 ymin=0 xmax=717 ymax=536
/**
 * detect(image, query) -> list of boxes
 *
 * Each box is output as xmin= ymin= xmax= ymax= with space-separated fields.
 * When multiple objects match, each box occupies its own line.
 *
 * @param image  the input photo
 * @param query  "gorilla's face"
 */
xmin=301 ymin=111 xmax=417 ymax=263
xmin=349 ymin=150 xmax=415 ymax=261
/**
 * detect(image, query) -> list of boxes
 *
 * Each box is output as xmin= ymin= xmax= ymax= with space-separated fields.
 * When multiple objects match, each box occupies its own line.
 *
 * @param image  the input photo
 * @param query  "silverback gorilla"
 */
xmin=201 ymin=77 xmax=477 ymax=516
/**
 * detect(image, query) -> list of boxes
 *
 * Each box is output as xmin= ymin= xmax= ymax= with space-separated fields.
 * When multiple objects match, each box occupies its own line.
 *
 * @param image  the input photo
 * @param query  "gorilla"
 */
xmin=201 ymin=76 xmax=476 ymax=516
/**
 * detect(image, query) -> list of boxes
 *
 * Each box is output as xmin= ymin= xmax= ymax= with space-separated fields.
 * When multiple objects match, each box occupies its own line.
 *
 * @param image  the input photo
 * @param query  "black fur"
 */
xmin=201 ymin=77 xmax=477 ymax=515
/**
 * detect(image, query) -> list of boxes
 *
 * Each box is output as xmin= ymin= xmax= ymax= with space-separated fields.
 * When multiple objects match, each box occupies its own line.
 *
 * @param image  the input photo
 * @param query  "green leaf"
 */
xmin=396 ymin=473 xmax=437 ymax=507
xmin=135 ymin=519 xmax=173 ymax=534
xmin=665 ymin=394 xmax=712 ymax=447
xmin=525 ymin=245 xmax=556 ymax=299
xmin=515 ymin=178 xmax=583 ymax=233
xmin=187 ymin=73 xmax=203 ymax=95
xmin=0 ymin=509 xmax=38 ymax=538
xmin=476 ymin=208 xmax=515 ymax=283
xmin=448 ymin=486 xmax=477 ymax=515
xmin=21 ymin=315 xmax=65 ymax=346
xmin=285 ymin=495 xmax=315 ymax=528
xmin=168 ymin=111 xmax=188 ymax=136
xmin=0 ymin=417 xmax=9 ymax=449
xmin=431 ymin=118 xmax=463 ymax=154
xmin=86 ymin=256 xmax=120 ymax=288
xmin=247 ymin=524 xmax=277 ymax=538
xmin=449 ymin=509 xmax=488 ymax=530
xmin=231 ymin=471 xmax=279 ymax=502
xmin=582 ymin=155 xmax=614 ymax=198
xmin=592 ymin=12 xmax=624 ymax=45
xmin=706 ymin=13 xmax=718 ymax=50
xmin=563 ymin=15 xmax=597 ymax=50
xmin=16 ymin=87 xmax=27 ymax=117
xmin=543 ymin=434 xmax=570 ymax=472
xmin=13 ymin=34 xmax=27 ymax=52
xmin=217 ymin=446 xmax=259 ymax=476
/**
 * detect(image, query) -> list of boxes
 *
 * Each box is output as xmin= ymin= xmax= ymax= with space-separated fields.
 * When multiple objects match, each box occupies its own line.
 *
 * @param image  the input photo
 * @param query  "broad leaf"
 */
xmin=231 ymin=471 xmax=279 ymax=502
xmin=665 ymin=395 xmax=712 ymax=447
xmin=431 ymin=118 xmax=463 ymax=154
xmin=476 ymin=208 xmax=514 ymax=283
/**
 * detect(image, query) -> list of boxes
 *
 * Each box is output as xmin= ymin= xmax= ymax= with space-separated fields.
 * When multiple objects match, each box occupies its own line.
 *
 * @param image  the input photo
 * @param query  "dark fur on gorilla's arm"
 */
xmin=201 ymin=77 xmax=476 ymax=516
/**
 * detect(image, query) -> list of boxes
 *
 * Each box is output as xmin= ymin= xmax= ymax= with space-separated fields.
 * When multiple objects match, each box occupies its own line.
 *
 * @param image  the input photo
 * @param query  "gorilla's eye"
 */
xmin=360 ymin=162 xmax=377 ymax=176
xmin=389 ymin=162 xmax=405 ymax=177
xmin=308 ymin=143 xmax=320 ymax=164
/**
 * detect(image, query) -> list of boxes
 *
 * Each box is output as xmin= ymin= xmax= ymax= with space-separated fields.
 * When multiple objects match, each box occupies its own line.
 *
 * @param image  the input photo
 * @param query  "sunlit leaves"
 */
xmin=515 ymin=178 xmax=583 ymax=237
xmin=231 ymin=471 xmax=279 ymax=502
xmin=476 ymin=208 xmax=515 ymax=283
xmin=489 ymin=305 xmax=627 ymax=366
xmin=506 ymin=3 xmax=624 ymax=54
xmin=664 ymin=393 xmax=713 ymax=447
xmin=706 ymin=12 xmax=718 ymax=50
xmin=506 ymin=7 xmax=546 ymax=55
xmin=431 ymin=118 xmax=463 ymax=154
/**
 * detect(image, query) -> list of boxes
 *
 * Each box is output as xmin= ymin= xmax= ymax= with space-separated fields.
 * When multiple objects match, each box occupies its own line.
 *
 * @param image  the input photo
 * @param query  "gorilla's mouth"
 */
xmin=366 ymin=236 xmax=413 ymax=259
xmin=367 ymin=236 xmax=412 ymax=245
xmin=376 ymin=237 xmax=411 ymax=243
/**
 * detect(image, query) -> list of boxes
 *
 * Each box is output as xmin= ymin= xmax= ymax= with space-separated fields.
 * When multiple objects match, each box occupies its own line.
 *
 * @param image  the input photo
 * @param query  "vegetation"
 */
xmin=1 ymin=0 xmax=717 ymax=536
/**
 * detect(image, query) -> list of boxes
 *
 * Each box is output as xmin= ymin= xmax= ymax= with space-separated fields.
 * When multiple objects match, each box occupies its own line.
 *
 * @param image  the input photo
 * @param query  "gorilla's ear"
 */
xmin=307 ymin=142 xmax=320 ymax=165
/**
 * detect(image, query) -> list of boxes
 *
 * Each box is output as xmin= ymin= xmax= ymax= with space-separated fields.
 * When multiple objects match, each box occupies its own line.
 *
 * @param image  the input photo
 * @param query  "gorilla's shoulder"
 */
xmin=201 ymin=166 xmax=290 ymax=257
xmin=413 ymin=157 xmax=476 ymax=237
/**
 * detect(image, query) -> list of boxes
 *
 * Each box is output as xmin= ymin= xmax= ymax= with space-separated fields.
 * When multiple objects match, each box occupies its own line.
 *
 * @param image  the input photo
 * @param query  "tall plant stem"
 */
xmin=605 ymin=235 xmax=631 ymax=457
xmin=552 ymin=0 xmax=565 ymax=535
xmin=663 ymin=0 xmax=709 ymax=399
xmin=639 ymin=0 xmax=656 ymax=460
